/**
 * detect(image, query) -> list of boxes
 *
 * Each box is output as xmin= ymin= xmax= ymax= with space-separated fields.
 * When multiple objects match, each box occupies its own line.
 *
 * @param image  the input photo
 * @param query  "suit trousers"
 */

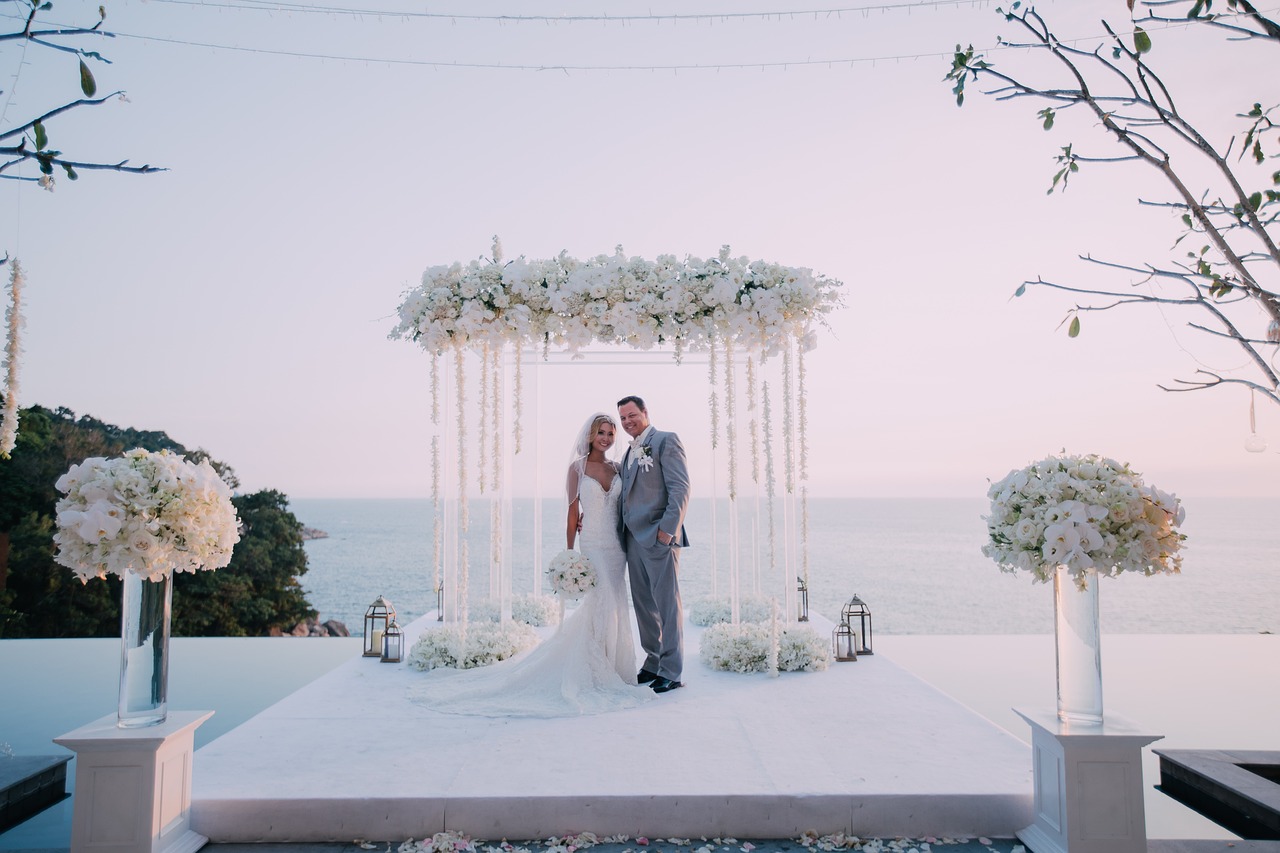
xmin=625 ymin=531 xmax=684 ymax=681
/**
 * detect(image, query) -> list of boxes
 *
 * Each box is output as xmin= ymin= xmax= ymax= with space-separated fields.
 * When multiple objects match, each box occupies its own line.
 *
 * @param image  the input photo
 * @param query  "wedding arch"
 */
xmin=391 ymin=238 xmax=844 ymax=630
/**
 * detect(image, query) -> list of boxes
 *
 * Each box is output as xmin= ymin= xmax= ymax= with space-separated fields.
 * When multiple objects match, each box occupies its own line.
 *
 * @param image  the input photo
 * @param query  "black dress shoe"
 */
xmin=651 ymin=677 xmax=683 ymax=693
xmin=637 ymin=669 xmax=659 ymax=685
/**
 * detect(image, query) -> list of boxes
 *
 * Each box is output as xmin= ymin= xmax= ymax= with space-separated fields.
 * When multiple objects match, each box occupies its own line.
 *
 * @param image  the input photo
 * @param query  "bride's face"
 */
xmin=592 ymin=422 xmax=616 ymax=453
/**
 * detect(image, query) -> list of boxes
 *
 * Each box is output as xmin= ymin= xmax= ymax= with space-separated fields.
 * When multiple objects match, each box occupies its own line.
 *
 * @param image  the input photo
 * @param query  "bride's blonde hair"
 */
xmin=585 ymin=414 xmax=616 ymax=453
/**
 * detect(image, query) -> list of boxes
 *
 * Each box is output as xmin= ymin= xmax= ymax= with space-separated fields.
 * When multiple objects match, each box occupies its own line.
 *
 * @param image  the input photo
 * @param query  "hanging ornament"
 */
xmin=1266 ymin=318 xmax=1280 ymax=344
xmin=1245 ymin=388 xmax=1268 ymax=453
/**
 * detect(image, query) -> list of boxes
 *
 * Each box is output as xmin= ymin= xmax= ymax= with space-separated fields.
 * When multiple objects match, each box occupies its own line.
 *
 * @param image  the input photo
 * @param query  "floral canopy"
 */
xmin=393 ymin=240 xmax=845 ymax=629
xmin=391 ymin=243 xmax=842 ymax=359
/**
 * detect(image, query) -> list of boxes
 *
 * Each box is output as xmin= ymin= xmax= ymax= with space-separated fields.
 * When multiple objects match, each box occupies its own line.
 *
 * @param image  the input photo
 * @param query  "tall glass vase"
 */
xmin=118 ymin=570 xmax=173 ymax=728
xmin=1053 ymin=566 xmax=1103 ymax=724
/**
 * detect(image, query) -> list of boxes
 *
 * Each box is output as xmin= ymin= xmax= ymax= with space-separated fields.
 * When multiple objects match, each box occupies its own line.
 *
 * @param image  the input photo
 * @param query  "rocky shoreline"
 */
xmin=269 ymin=616 xmax=350 ymax=638
xmin=301 ymin=526 xmax=329 ymax=540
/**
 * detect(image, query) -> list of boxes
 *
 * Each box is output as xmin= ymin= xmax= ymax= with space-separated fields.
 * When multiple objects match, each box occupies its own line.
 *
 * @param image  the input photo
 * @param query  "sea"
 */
xmin=291 ymin=496 xmax=1280 ymax=637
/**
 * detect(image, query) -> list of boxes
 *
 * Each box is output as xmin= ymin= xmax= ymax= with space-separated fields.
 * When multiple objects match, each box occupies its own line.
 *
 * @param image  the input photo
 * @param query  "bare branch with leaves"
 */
xmin=0 ymin=0 xmax=163 ymax=187
xmin=945 ymin=0 xmax=1280 ymax=408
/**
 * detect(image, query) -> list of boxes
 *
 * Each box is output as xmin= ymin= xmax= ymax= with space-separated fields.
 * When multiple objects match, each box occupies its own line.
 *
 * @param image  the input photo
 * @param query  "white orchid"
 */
xmin=983 ymin=452 xmax=1186 ymax=589
xmin=53 ymin=449 xmax=240 ymax=582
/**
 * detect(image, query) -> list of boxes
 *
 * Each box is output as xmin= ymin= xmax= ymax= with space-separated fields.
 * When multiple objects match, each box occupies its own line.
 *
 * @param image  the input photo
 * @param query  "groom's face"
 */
xmin=618 ymin=402 xmax=649 ymax=438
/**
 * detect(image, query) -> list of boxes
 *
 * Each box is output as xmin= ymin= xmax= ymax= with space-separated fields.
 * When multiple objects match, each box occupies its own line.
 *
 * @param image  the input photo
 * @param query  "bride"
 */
xmin=408 ymin=412 xmax=653 ymax=717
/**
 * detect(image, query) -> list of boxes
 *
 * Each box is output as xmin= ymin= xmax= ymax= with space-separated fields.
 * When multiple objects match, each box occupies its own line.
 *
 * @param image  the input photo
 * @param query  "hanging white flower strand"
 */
xmin=708 ymin=333 xmax=720 ymax=450
xmin=724 ymin=336 xmax=738 ymax=500
xmin=455 ymin=345 xmax=470 ymax=627
xmin=762 ymin=380 xmax=777 ymax=578
xmin=430 ymin=355 xmax=442 ymax=613
xmin=782 ymin=339 xmax=796 ymax=495
xmin=512 ymin=345 xmax=523 ymax=455
xmin=798 ymin=339 xmax=811 ymax=598
xmin=490 ymin=347 xmax=503 ymax=586
xmin=0 ymin=259 xmax=23 ymax=459
xmin=491 ymin=346 xmax=502 ymax=493
xmin=431 ymin=433 xmax=442 ymax=610
xmin=747 ymin=355 xmax=760 ymax=486
xmin=478 ymin=344 xmax=489 ymax=495
xmin=768 ymin=597 xmax=780 ymax=678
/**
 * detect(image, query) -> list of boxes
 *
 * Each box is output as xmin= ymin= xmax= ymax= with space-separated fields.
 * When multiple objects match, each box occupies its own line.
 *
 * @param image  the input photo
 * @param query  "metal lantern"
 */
xmin=380 ymin=620 xmax=403 ymax=663
xmin=796 ymin=576 xmax=809 ymax=622
xmin=841 ymin=594 xmax=874 ymax=656
xmin=363 ymin=596 xmax=396 ymax=658
xmin=832 ymin=621 xmax=858 ymax=662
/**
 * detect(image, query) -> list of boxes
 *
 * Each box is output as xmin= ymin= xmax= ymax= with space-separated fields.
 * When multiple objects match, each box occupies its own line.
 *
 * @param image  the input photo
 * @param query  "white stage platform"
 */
xmin=191 ymin=615 xmax=1033 ymax=842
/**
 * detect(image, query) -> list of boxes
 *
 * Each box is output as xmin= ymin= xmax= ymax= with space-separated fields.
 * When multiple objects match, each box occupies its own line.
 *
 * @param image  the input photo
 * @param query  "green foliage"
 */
xmin=944 ymin=44 xmax=988 ymax=107
xmin=1049 ymin=144 xmax=1080 ymax=194
xmin=1133 ymin=26 xmax=1153 ymax=54
xmin=0 ymin=404 xmax=314 ymax=637
xmin=172 ymin=490 xmax=316 ymax=637
xmin=78 ymin=58 xmax=96 ymax=97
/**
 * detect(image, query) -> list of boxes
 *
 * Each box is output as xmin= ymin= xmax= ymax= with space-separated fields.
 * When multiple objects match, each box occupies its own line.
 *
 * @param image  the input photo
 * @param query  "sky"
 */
xmin=2 ymin=0 xmax=1279 ymax=500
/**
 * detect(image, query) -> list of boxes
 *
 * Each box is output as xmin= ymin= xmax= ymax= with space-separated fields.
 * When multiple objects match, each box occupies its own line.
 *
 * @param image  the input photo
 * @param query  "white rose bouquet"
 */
xmin=983 ymin=452 xmax=1186 ymax=589
xmin=53 ymin=448 xmax=241 ymax=582
xmin=546 ymin=549 xmax=596 ymax=598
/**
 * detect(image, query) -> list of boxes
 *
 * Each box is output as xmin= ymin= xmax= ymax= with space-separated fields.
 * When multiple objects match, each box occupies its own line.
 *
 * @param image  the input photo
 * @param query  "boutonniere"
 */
xmin=632 ymin=445 xmax=655 ymax=472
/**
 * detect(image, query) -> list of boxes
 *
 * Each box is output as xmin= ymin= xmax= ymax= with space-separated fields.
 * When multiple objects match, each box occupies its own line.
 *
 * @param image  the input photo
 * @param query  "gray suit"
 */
xmin=619 ymin=427 xmax=690 ymax=681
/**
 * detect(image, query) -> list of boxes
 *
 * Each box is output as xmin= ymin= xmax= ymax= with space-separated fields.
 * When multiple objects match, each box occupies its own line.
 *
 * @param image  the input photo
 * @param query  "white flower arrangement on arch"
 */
xmin=982 ymin=452 xmax=1186 ymax=590
xmin=52 ymin=448 xmax=241 ymax=582
xmin=390 ymin=245 xmax=843 ymax=359
xmin=406 ymin=620 xmax=540 ymax=671
xmin=699 ymin=622 xmax=830 ymax=673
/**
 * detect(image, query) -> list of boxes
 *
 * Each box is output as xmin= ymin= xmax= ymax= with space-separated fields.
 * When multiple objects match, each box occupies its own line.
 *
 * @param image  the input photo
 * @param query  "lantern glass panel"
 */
xmin=363 ymin=596 xmax=396 ymax=657
xmin=381 ymin=621 xmax=403 ymax=663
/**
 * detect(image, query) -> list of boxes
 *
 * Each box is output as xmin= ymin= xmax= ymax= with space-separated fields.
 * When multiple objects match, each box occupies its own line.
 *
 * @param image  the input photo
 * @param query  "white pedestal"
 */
xmin=1014 ymin=708 xmax=1161 ymax=853
xmin=54 ymin=711 xmax=214 ymax=853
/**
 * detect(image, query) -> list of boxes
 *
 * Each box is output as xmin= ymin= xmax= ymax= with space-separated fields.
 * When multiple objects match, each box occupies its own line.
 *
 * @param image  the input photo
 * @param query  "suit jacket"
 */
xmin=619 ymin=428 xmax=691 ymax=548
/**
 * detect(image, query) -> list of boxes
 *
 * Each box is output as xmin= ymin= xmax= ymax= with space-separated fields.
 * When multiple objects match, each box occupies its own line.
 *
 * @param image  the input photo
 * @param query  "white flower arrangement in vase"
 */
xmin=546 ymin=549 xmax=597 ymax=598
xmin=982 ymin=452 xmax=1186 ymax=589
xmin=53 ymin=448 xmax=241 ymax=581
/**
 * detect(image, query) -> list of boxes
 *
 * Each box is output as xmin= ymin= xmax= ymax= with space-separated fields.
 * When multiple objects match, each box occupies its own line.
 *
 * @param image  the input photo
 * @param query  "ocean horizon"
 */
xmin=293 ymin=495 xmax=1280 ymax=639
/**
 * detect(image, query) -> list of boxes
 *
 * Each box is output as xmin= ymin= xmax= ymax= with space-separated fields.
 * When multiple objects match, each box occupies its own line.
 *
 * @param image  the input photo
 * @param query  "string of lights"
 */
xmin=5 ymin=2 xmax=1276 ymax=73
xmin=141 ymin=0 xmax=1002 ymax=24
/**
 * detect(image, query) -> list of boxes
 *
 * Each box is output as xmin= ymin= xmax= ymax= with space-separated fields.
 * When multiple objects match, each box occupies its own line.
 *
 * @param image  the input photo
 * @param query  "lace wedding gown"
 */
xmin=408 ymin=472 xmax=653 ymax=717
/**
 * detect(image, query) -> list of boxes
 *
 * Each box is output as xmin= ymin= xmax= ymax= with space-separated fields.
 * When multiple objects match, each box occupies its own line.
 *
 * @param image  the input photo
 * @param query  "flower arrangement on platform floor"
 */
xmin=700 ymin=622 xmax=830 ymax=673
xmin=547 ymin=549 xmax=596 ymax=598
xmin=406 ymin=621 xmax=539 ymax=671
xmin=391 ymin=245 xmax=843 ymax=359
xmin=470 ymin=594 xmax=561 ymax=627
xmin=688 ymin=595 xmax=775 ymax=626
xmin=982 ymin=452 xmax=1186 ymax=589
xmin=52 ymin=448 xmax=240 ymax=581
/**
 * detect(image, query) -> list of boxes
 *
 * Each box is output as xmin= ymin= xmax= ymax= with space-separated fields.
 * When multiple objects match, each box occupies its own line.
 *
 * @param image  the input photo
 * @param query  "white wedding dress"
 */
xmin=408 ymin=472 xmax=654 ymax=717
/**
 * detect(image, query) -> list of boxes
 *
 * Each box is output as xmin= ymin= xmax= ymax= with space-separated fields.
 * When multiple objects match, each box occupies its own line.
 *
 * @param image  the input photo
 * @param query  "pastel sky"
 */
xmin=3 ymin=0 xmax=1278 ymax=499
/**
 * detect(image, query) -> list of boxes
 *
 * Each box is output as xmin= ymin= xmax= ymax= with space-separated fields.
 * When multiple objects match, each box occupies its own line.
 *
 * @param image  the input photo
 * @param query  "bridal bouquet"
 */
xmin=983 ymin=452 xmax=1186 ymax=589
xmin=547 ymin=549 xmax=596 ymax=598
xmin=53 ymin=448 xmax=241 ymax=582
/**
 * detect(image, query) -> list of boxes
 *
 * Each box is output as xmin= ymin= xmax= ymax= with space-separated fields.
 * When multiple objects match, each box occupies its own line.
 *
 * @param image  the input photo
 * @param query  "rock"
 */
xmin=288 ymin=621 xmax=310 ymax=637
xmin=321 ymin=619 xmax=350 ymax=637
xmin=300 ymin=526 xmax=329 ymax=541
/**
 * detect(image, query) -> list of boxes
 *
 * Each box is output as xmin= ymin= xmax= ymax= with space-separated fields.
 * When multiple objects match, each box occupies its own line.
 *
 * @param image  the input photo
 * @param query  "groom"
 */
xmin=617 ymin=395 xmax=690 ymax=694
